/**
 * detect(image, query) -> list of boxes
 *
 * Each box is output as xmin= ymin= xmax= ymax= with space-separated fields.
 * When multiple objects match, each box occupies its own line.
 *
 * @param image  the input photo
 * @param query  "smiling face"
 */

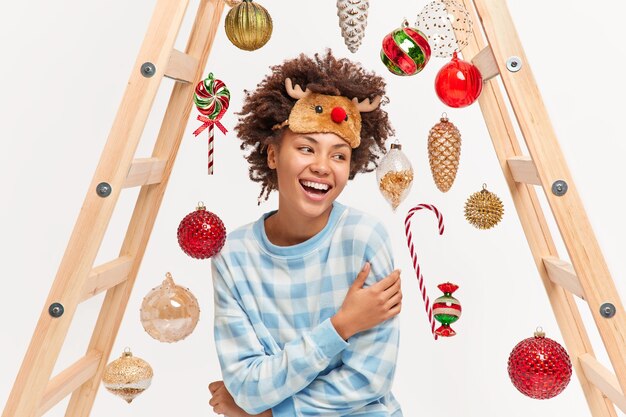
xmin=267 ymin=128 xmax=351 ymax=220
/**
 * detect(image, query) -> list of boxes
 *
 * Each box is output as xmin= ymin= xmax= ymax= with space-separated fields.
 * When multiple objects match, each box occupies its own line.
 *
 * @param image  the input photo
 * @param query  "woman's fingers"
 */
xmin=385 ymin=290 xmax=402 ymax=309
xmin=372 ymin=269 xmax=400 ymax=291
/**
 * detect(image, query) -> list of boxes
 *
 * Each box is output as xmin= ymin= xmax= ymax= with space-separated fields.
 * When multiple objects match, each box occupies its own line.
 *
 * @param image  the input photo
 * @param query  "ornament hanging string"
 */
xmin=404 ymin=203 xmax=445 ymax=340
xmin=193 ymin=73 xmax=230 ymax=174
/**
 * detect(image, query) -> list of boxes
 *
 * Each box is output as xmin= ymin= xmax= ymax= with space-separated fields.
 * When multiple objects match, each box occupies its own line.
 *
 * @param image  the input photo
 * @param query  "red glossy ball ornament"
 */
xmin=330 ymin=106 xmax=348 ymax=123
xmin=177 ymin=202 xmax=226 ymax=259
xmin=435 ymin=52 xmax=483 ymax=108
xmin=507 ymin=328 xmax=572 ymax=399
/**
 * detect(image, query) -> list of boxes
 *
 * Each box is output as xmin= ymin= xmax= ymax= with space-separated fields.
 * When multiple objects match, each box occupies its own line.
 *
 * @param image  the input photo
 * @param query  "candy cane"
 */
xmin=404 ymin=204 xmax=444 ymax=340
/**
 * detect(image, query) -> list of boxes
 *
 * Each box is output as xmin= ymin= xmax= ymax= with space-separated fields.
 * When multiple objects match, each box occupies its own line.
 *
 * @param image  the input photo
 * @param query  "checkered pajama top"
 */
xmin=211 ymin=201 xmax=402 ymax=416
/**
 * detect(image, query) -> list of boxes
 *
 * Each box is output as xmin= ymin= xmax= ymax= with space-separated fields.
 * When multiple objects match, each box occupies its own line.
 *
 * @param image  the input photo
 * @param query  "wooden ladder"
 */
xmin=1 ymin=1 xmax=224 ymax=416
xmin=462 ymin=0 xmax=626 ymax=415
xmin=3 ymin=0 xmax=625 ymax=416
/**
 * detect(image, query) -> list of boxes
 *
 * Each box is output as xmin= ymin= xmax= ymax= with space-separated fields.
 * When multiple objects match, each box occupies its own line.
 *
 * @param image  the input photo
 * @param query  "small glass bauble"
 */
xmin=380 ymin=19 xmax=431 ymax=76
xmin=435 ymin=52 xmax=483 ymax=108
xmin=140 ymin=272 xmax=200 ymax=343
xmin=376 ymin=142 xmax=414 ymax=210
xmin=416 ymin=0 xmax=473 ymax=58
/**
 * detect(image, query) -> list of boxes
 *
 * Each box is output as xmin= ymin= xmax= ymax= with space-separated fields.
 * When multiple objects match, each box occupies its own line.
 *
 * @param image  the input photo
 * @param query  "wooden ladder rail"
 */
xmin=462 ymin=0 xmax=626 ymax=415
xmin=2 ymin=1 xmax=225 ymax=416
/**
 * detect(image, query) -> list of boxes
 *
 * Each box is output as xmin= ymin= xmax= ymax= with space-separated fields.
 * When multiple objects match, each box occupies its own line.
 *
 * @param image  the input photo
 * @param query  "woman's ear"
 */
xmin=267 ymin=143 xmax=277 ymax=169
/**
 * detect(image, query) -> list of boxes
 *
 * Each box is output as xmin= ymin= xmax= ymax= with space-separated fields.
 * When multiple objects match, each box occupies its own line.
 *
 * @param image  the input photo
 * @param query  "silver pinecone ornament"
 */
xmin=337 ymin=0 xmax=369 ymax=53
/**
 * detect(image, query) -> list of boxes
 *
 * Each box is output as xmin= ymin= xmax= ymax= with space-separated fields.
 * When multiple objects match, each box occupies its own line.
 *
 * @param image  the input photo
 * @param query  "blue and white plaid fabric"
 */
xmin=212 ymin=201 xmax=402 ymax=416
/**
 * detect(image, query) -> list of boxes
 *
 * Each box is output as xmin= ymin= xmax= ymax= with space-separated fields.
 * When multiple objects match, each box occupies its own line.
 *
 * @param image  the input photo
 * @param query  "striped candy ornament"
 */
xmin=193 ymin=73 xmax=230 ymax=174
xmin=433 ymin=282 xmax=461 ymax=336
xmin=404 ymin=203 xmax=460 ymax=339
xmin=380 ymin=19 xmax=431 ymax=76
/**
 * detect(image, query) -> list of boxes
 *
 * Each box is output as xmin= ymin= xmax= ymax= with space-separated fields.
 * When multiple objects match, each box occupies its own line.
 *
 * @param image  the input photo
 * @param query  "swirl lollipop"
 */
xmin=193 ymin=73 xmax=230 ymax=174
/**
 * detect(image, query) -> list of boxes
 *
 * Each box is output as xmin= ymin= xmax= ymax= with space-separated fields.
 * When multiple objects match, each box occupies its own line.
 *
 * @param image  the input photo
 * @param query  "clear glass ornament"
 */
xmin=140 ymin=272 xmax=200 ymax=343
xmin=415 ymin=0 xmax=473 ymax=58
xmin=376 ymin=141 xmax=414 ymax=210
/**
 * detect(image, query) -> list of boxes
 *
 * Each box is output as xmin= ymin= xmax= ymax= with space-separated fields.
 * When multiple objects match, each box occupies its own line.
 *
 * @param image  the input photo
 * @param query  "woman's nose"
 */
xmin=310 ymin=156 xmax=330 ymax=175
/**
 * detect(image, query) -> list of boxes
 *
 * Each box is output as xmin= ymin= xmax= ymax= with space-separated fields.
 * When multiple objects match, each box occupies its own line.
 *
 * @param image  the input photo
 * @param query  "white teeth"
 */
xmin=301 ymin=180 xmax=330 ymax=191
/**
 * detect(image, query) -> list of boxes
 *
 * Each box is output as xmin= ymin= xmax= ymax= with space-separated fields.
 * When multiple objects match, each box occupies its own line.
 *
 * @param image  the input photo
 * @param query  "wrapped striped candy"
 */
xmin=193 ymin=73 xmax=230 ymax=174
xmin=380 ymin=19 xmax=431 ymax=76
xmin=433 ymin=282 xmax=462 ymax=337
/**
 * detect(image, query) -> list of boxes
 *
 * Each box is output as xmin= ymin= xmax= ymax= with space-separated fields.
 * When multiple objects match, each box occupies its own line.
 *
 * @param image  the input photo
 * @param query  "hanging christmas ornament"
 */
xmin=415 ymin=0 xmax=473 ymax=58
xmin=464 ymin=184 xmax=504 ymax=229
xmin=193 ymin=73 xmax=230 ymax=175
xmin=404 ymin=204 xmax=461 ymax=339
xmin=224 ymin=0 xmax=273 ymax=51
xmin=380 ymin=19 xmax=431 ymax=76
xmin=376 ymin=140 xmax=414 ymax=210
xmin=102 ymin=348 xmax=153 ymax=403
xmin=140 ymin=272 xmax=200 ymax=343
xmin=337 ymin=0 xmax=369 ymax=53
xmin=508 ymin=328 xmax=572 ymax=399
xmin=428 ymin=113 xmax=461 ymax=192
xmin=177 ymin=202 xmax=227 ymax=259
xmin=433 ymin=282 xmax=462 ymax=336
xmin=435 ymin=52 xmax=483 ymax=108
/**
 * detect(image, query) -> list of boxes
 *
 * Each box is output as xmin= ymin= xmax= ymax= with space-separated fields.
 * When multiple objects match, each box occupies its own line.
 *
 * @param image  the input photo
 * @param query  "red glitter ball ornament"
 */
xmin=507 ymin=328 xmax=572 ymax=399
xmin=434 ymin=52 xmax=483 ymax=108
xmin=177 ymin=202 xmax=226 ymax=259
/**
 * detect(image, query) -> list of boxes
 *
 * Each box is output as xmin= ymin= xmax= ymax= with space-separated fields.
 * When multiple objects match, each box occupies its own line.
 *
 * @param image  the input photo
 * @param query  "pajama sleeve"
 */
xmin=273 ymin=221 xmax=399 ymax=416
xmin=212 ymin=254 xmax=350 ymax=415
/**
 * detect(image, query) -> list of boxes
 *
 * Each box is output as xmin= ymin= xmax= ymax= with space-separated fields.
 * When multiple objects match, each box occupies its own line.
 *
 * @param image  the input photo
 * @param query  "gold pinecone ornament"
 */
xmin=428 ymin=114 xmax=462 ymax=192
xmin=224 ymin=0 xmax=273 ymax=51
xmin=102 ymin=348 xmax=153 ymax=403
xmin=464 ymin=184 xmax=504 ymax=229
xmin=337 ymin=0 xmax=369 ymax=53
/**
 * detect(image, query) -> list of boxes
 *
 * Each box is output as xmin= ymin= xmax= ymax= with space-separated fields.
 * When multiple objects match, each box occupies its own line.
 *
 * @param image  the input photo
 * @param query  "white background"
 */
xmin=1 ymin=1 xmax=625 ymax=416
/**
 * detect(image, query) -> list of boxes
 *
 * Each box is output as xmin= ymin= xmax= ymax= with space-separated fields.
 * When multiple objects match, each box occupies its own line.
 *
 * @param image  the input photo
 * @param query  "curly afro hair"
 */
xmin=235 ymin=50 xmax=395 ymax=203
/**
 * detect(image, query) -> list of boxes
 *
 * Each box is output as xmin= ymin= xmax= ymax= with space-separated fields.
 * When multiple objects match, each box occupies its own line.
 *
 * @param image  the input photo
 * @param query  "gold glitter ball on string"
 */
xmin=428 ymin=113 xmax=461 ymax=192
xmin=102 ymin=348 xmax=153 ymax=403
xmin=464 ymin=184 xmax=504 ymax=229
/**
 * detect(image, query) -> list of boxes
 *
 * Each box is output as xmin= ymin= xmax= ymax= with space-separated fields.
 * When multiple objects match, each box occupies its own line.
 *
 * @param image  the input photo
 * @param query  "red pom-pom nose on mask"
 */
xmin=330 ymin=107 xmax=348 ymax=123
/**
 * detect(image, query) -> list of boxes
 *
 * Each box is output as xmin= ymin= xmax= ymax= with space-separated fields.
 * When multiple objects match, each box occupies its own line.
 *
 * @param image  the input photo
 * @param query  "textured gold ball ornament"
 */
xmin=464 ymin=184 xmax=504 ymax=229
xmin=224 ymin=0 xmax=273 ymax=51
xmin=140 ymin=272 xmax=200 ymax=343
xmin=428 ymin=113 xmax=461 ymax=192
xmin=102 ymin=348 xmax=153 ymax=403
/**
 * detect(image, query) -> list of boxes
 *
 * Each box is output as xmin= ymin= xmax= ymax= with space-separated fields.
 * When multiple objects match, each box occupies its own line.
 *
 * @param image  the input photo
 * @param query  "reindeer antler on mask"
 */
xmin=272 ymin=78 xmax=382 ymax=148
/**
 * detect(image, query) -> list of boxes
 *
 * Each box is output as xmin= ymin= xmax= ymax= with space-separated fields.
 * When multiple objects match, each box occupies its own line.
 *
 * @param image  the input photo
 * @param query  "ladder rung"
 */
xmin=37 ymin=350 xmax=102 ymax=417
xmin=165 ymin=49 xmax=199 ymax=83
xmin=507 ymin=156 xmax=541 ymax=185
xmin=471 ymin=45 xmax=499 ymax=81
xmin=123 ymin=158 xmax=167 ymax=189
xmin=81 ymin=256 xmax=133 ymax=302
xmin=543 ymin=257 xmax=585 ymax=299
xmin=580 ymin=353 xmax=626 ymax=413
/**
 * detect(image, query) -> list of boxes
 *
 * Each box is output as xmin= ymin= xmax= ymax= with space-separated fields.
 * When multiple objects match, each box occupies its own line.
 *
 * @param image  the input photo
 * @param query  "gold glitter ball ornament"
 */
xmin=224 ymin=0 xmax=273 ymax=51
xmin=140 ymin=272 xmax=200 ymax=343
xmin=376 ymin=142 xmax=414 ymax=210
xmin=464 ymin=184 xmax=504 ymax=229
xmin=102 ymin=348 xmax=153 ymax=403
xmin=428 ymin=114 xmax=461 ymax=192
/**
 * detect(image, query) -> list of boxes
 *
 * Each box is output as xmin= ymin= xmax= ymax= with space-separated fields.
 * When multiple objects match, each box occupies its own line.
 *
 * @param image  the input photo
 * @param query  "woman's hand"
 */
xmin=331 ymin=262 xmax=402 ymax=340
xmin=208 ymin=381 xmax=272 ymax=417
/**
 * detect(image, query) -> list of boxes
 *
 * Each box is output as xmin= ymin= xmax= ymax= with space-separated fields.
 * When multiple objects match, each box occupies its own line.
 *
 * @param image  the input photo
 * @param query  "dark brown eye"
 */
xmin=344 ymin=114 xmax=348 ymax=121
xmin=315 ymin=105 xmax=323 ymax=113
